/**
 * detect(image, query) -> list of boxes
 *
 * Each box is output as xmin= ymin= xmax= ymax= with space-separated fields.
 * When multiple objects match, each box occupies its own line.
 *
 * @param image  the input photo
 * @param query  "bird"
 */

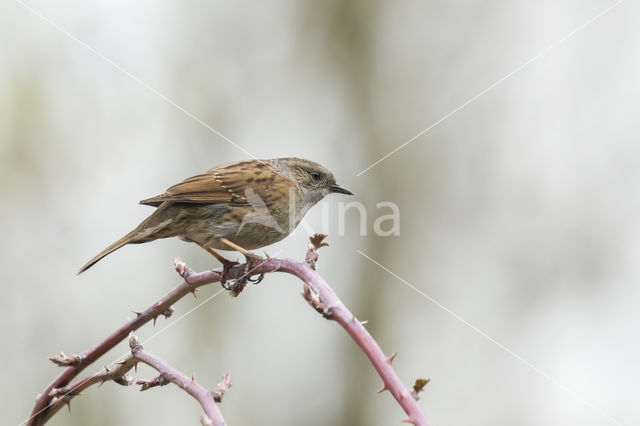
xmin=79 ymin=157 xmax=353 ymax=274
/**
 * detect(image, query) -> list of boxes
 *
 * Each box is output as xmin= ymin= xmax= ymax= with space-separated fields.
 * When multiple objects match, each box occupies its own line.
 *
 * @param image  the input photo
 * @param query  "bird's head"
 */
xmin=276 ymin=158 xmax=353 ymax=206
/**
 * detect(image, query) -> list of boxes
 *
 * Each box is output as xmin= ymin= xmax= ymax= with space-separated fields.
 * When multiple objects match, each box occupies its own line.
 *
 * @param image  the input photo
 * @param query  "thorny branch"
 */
xmin=27 ymin=235 xmax=429 ymax=426
xmin=44 ymin=334 xmax=228 ymax=426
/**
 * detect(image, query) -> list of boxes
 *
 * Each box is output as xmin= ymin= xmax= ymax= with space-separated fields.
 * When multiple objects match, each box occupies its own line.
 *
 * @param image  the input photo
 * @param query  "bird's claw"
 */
xmin=227 ymin=254 xmax=266 ymax=294
xmin=243 ymin=250 xmax=268 ymax=283
xmin=195 ymin=238 xmax=265 ymax=295
xmin=247 ymin=272 xmax=265 ymax=284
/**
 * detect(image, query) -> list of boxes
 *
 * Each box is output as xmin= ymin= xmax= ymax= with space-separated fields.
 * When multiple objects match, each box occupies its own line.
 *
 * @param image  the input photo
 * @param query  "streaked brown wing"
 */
xmin=140 ymin=160 xmax=285 ymax=207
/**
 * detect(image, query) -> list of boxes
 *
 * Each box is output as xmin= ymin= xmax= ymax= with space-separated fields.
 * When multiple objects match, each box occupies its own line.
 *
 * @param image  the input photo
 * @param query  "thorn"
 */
xmin=132 ymin=310 xmax=142 ymax=317
xmin=191 ymin=373 xmax=196 ymax=383
xmin=153 ymin=316 xmax=158 ymax=327
xmin=387 ymin=352 xmax=398 ymax=364
xmin=263 ymin=251 xmax=271 ymax=260
xmin=360 ymin=320 xmax=368 ymax=325
xmin=401 ymin=418 xmax=415 ymax=424
xmin=247 ymin=272 xmax=265 ymax=284
xmin=66 ymin=400 xmax=71 ymax=412
xmin=104 ymin=365 xmax=110 ymax=372
xmin=191 ymin=288 xmax=198 ymax=298
xmin=377 ymin=384 xmax=388 ymax=393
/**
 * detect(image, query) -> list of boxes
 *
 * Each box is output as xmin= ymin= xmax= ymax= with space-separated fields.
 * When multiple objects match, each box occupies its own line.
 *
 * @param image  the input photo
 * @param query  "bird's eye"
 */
xmin=311 ymin=171 xmax=321 ymax=181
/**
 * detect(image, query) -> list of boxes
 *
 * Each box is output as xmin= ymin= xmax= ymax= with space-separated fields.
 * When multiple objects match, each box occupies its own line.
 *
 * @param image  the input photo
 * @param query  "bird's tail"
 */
xmin=78 ymin=229 xmax=140 ymax=274
xmin=78 ymin=209 xmax=174 ymax=274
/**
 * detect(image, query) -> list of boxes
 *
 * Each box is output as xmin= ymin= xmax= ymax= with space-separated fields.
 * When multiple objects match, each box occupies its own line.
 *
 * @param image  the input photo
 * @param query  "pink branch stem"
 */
xmin=27 ymin=264 xmax=230 ymax=426
xmin=28 ymin=237 xmax=428 ymax=425
xmin=44 ymin=356 xmax=138 ymax=414
xmin=43 ymin=336 xmax=226 ymax=426
xmin=129 ymin=335 xmax=226 ymax=426
xmin=280 ymin=251 xmax=430 ymax=426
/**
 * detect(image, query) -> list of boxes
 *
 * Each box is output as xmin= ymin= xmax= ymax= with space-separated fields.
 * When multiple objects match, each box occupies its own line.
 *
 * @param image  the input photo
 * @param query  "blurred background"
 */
xmin=2 ymin=1 xmax=639 ymax=425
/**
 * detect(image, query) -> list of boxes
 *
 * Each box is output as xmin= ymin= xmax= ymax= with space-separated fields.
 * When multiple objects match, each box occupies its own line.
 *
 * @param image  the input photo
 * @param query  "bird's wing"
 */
xmin=140 ymin=160 xmax=289 ymax=206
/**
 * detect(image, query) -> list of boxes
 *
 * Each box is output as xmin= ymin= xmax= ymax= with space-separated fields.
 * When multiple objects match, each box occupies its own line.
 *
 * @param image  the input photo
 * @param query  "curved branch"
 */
xmin=27 ymin=236 xmax=429 ymax=426
xmin=128 ymin=334 xmax=226 ymax=425
xmin=43 ymin=335 xmax=227 ymax=426
xmin=45 ymin=356 xmax=137 ymax=412
xmin=295 ymin=235 xmax=429 ymax=426
xmin=27 ymin=262 xmax=237 ymax=426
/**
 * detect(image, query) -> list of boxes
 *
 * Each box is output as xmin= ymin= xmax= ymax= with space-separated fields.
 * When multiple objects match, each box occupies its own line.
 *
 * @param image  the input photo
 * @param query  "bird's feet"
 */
xmin=220 ymin=238 xmax=267 ymax=294
xmin=194 ymin=242 xmax=239 ymax=288
xmin=195 ymin=239 xmax=267 ymax=296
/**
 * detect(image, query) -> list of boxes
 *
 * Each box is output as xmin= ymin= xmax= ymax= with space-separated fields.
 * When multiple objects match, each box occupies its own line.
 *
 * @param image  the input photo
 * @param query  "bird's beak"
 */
xmin=330 ymin=183 xmax=353 ymax=195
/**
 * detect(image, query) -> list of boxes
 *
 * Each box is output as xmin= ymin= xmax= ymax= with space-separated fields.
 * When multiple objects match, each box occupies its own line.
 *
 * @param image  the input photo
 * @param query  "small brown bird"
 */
xmin=79 ymin=157 xmax=352 ymax=273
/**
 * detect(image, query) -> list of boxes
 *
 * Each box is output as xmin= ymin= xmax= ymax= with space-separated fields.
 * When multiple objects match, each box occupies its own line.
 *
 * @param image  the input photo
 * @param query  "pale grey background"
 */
xmin=1 ymin=1 xmax=638 ymax=425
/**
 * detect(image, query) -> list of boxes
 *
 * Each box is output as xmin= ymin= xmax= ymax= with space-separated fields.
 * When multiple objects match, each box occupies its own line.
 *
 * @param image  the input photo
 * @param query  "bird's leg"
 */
xmin=220 ymin=238 xmax=266 ymax=285
xmin=192 ymin=241 xmax=239 ymax=289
